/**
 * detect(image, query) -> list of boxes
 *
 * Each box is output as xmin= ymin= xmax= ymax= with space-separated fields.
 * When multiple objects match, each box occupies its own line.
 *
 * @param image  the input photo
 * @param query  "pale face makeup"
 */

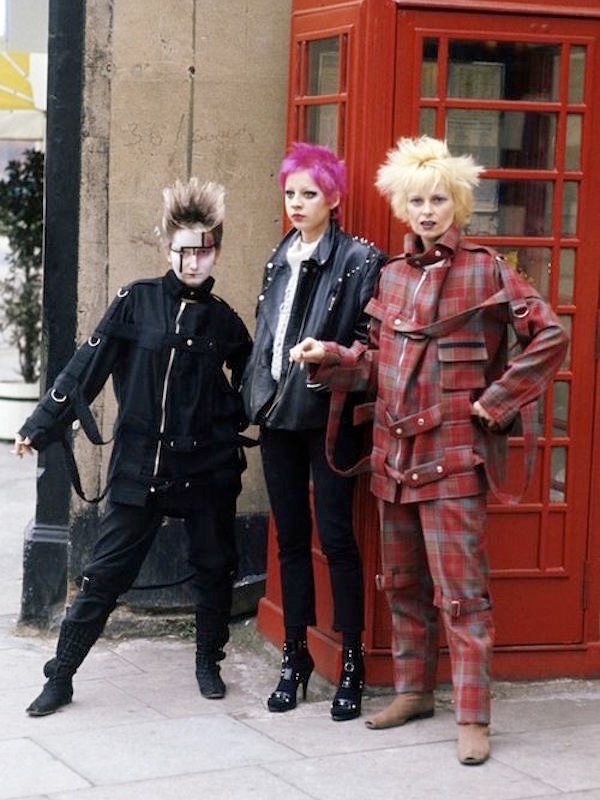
xmin=284 ymin=170 xmax=339 ymax=243
xmin=406 ymin=182 xmax=456 ymax=250
xmin=169 ymin=227 xmax=217 ymax=287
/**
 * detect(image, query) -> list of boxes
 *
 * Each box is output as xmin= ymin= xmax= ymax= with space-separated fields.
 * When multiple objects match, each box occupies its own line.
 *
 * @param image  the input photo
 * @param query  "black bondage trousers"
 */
xmin=65 ymin=487 xmax=239 ymax=627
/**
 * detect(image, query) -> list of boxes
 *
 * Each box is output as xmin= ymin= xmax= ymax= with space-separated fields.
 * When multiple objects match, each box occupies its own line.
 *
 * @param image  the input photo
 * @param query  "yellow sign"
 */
xmin=0 ymin=52 xmax=35 ymax=111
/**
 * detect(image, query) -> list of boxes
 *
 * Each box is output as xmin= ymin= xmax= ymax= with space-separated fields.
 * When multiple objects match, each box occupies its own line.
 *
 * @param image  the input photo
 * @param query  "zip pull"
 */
xmin=328 ymin=276 xmax=344 ymax=312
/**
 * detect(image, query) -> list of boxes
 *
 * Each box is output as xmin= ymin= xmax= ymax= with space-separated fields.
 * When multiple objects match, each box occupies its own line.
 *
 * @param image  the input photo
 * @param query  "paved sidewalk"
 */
xmin=1 ymin=440 xmax=599 ymax=800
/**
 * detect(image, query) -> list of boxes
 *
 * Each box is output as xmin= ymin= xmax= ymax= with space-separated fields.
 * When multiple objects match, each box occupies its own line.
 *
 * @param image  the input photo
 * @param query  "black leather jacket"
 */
xmin=20 ymin=270 xmax=252 ymax=506
xmin=242 ymin=221 xmax=386 ymax=430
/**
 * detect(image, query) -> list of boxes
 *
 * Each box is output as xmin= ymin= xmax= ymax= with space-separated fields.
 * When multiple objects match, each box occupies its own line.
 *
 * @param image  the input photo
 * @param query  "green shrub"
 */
xmin=0 ymin=148 xmax=44 ymax=383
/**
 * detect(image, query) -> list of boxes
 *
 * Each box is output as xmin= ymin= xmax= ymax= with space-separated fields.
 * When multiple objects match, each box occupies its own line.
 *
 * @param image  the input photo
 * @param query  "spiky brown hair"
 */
xmin=161 ymin=178 xmax=226 ymax=247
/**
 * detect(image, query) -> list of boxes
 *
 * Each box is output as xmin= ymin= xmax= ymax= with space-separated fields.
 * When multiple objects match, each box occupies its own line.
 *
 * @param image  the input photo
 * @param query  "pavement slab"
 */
xmin=1 ymin=441 xmax=600 ymax=800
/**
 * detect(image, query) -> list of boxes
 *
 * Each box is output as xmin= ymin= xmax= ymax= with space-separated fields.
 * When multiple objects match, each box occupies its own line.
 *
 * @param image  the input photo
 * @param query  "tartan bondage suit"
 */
xmin=312 ymin=225 xmax=568 ymax=723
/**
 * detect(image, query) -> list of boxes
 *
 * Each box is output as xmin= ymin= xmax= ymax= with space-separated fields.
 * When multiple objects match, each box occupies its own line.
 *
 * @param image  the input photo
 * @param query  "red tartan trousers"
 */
xmin=377 ymin=494 xmax=494 ymax=724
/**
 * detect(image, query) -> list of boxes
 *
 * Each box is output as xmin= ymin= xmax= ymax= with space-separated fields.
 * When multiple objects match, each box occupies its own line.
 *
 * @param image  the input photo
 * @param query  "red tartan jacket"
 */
xmin=312 ymin=225 xmax=569 ymax=504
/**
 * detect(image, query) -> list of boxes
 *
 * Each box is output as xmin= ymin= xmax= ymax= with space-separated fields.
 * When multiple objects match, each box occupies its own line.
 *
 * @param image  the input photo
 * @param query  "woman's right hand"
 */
xmin=289 ymin=337 xmax=326 ymax=365
xmin=12 ymin=434 xmax=34 ymax=458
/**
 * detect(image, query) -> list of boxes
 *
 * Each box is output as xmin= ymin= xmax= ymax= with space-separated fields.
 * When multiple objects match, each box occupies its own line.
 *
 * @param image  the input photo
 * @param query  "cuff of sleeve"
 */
xmin=310 ymin=345 xmax=341 ymax=383
xmin=477 ymin=388 xmax=518 ymax=431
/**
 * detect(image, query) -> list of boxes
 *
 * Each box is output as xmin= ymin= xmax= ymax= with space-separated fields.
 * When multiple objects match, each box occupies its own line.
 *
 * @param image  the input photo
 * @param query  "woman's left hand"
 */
xmin=471 ymin=400 xmax=500 ymax=431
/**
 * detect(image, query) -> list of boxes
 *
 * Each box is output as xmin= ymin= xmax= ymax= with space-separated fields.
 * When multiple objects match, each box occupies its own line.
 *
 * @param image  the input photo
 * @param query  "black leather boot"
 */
xmin=26 ymin=619 xmax=103 ymax=717
xmin=267 ymin=639 xmax=314 ymax=712
xmin=195 ymin=610 xmax=229 ymax=699
xmin=330 ymin=645 xmax=365 ymax=722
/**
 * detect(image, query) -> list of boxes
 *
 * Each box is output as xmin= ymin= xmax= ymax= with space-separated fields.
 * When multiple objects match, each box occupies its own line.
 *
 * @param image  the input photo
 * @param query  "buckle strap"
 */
xmin=440 ymin=596 xmax=491 ymax=618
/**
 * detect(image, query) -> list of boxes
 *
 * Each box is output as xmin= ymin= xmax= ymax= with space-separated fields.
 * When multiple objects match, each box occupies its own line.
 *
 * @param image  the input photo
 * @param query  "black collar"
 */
xmin=272 ymin=219 xmax=339 ymax=268
xmin=164 ymin=270 xmax=215 ymax=301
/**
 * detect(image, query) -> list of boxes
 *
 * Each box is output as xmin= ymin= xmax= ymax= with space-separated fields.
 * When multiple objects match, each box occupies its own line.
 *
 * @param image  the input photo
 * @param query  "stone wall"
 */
xmin=76 ymin=0 xmax=292 ymax=517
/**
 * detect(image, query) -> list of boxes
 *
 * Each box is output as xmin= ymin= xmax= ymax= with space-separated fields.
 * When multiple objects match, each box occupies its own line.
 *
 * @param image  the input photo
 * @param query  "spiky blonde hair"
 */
xmin=161 ymin=178 xmax=226 ymax=247
xmin=375 ymin=136 xmax=483 ymax=228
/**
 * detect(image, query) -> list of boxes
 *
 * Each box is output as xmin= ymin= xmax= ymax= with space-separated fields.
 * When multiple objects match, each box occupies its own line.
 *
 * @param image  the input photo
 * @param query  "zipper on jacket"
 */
xmin=263 ymin=356 xmax=293 ymax=422
xmin=393 ymin=269 xmax=428 ymax=474
xmin=153 ymin=300 xmax=187 ymax=476
xmin=264 ymin=263 xmax=319 ymax=424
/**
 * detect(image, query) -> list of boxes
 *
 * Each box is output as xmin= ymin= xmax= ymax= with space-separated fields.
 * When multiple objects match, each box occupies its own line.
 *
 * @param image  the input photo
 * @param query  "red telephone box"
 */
xmin=257 ymin=0 xmax=600 ymax=683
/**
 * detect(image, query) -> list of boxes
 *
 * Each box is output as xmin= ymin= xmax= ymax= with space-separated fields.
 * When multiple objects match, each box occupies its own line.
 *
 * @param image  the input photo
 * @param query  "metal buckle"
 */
xmin=512 ymin=303 xmax=529 ymax=319
xmin=450 ymin=599 xmax=461 ymax=618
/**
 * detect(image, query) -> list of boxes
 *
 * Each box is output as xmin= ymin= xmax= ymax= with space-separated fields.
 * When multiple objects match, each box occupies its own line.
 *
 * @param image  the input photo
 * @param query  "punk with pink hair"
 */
xmin=278 ymin=142 xmax=347 ymax=210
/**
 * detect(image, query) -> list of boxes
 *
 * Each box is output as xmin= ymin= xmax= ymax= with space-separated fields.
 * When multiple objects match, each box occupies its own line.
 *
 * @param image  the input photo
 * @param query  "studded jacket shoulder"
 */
xmin=242 ymin=220 xmax=386 ymax=430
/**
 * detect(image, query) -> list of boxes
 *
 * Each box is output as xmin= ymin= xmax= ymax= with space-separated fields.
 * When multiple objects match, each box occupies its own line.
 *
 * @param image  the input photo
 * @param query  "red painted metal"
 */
xmin=257 ymin=0 xmax=600 ymax=685
xmin=393 ymin=0 xmax=600 ymax=17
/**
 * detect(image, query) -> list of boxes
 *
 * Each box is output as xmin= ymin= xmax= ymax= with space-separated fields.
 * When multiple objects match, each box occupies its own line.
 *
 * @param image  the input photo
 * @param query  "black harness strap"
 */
xmin=60 ymin=438 xmax=110 ymax=504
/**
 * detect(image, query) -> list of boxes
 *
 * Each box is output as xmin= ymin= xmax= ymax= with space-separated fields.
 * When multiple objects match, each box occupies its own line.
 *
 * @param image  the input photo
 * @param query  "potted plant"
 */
xmin=0 ymin=148 xmax=44 ymax=440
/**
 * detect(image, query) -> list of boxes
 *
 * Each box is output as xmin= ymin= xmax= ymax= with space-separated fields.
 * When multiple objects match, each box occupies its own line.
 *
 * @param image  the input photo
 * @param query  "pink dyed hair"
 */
xmin=278 ymin=142 xmax=347 ymax=205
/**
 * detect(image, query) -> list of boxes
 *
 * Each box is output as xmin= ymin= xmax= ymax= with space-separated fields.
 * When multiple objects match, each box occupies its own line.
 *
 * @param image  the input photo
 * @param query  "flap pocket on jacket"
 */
xmin=438 ymin=338 xmax=487 ymax=390
xmin=385 ymin=404 xmax=442 ymax=438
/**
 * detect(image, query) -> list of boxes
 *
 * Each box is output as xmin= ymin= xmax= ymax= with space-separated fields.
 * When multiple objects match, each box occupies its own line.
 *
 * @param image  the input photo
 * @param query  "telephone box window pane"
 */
xmin=447 ymin=55 xmax=504 ymax=99
xmin=565 ymin=115 xmax=582 ymax=171
xmin=562 ymin=182 xmax=579 ymax=236
xmin=421 ymin=38 xmax=438 ymax=97
xmin=552 ymin=382 xmax=570 ymax=436
xmin=419 ymin=108 xmax=435 ymax=136
xmin=446 ymin=110 xmax=556 ymax=169
xmin=446 ymin=110 xmax=501 ymax=168
xmin=306 ymin=104 xmax=338 ymax=151
xmin=496 ymin=247 xmax=551 ymax=300
xmin=568 ymin=46 xmax=585 ymax=103
xmin=308 ymin=38 xmax=339 ymax=96
xmin=448 ymin=41 xmax=560 ymax=102
xmin=500 ymin=111 xmax=556 ymax=169
xmin=467 ymin=180 xmax=553 ymax=237
xmin=550 ymin=447 xmax=567 ymax=503
xmin=558 ymin=249 xmax=575 ymax=305
xmin=559 ymin=315 xmax=572 ymax=369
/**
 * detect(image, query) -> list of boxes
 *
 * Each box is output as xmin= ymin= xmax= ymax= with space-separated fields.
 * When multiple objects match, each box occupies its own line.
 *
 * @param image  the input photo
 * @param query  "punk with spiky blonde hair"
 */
xmin=161 ymin=178 xmax=225 ymax=248
xmin=287 ymin=136 xmax=567 ymax=761
xmin=375 ymin=136 xmax=483 ymax=228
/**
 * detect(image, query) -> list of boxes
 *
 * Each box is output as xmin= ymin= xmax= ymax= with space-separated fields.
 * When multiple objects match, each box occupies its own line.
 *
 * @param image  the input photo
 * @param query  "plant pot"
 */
xmin=0 ymin=380 xmax=39 ymax=442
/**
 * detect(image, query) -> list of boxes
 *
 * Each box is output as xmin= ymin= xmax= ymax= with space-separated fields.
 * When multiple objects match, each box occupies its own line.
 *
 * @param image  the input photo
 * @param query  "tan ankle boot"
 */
xmin=365 ymin=692 xmax=434 ymax=729
xmin=457 ymin=723 xmax=490 ymax=765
